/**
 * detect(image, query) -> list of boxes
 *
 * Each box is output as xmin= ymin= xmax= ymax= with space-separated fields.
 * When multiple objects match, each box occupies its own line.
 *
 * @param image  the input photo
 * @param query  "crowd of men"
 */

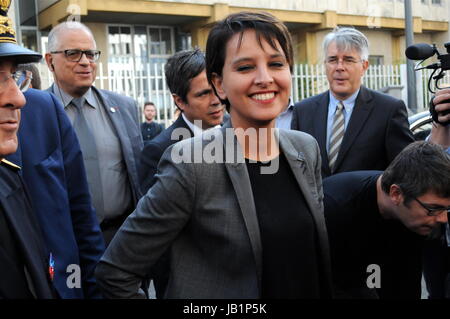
xmin=0 ymin=1 xmax=449 ymax=299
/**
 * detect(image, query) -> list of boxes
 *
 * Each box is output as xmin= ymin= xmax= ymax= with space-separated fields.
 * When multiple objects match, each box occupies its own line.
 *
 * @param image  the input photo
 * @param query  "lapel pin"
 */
xmin=110 ymin=107 xmax=116 ymax=113
xmin=48 ymin=253 xmax=55 ymax=281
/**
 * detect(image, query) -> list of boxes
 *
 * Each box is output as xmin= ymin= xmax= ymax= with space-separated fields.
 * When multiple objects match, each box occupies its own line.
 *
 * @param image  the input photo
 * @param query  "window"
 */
xmin=18 ymin=0 xmax=37 ymax=26
xmin=369 ymin=55 xmax=384 ymax=65
xmin=21 ymin=29 xmax=38 ymax=53
xmin=432 ymin=0 xmax=441 ymax=4
xmin=107 ymin=25 xmax=176 ymax=125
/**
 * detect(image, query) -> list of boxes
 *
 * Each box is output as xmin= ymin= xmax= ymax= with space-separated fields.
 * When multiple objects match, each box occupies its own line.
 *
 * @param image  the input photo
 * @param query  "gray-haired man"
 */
xmin=45 ymin=22 xmax=143 ymax=245
xmin=291 ymin=27 xmax=414 ymax=178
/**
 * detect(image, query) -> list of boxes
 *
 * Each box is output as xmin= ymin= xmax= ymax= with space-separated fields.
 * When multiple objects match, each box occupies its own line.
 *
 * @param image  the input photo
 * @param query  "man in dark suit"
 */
xmin=45 ymin=21 xmax=143 ymax=245
xmin=138 ymin=49 xmax=224 ymax=298
xmin=7 ymin=88 xmax=105 ymax=299
xmin=0 ymin=1 xmax=55 ymax=299
xmin=291 ymin=27 xmax=414 ymax=177
xmin=139 ymin=49 xmax=224 ymax=194
xmin=141 ymin=101 xmax=164 ymax=144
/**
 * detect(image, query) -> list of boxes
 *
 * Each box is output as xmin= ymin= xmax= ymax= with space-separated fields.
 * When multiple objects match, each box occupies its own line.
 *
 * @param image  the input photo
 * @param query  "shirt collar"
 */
xmin=181 ymin=113 xmax=220 ymax=137
xmin=280 ymin=98 xmax=294 ymax=115
xmin=329 ymin=88 xmax=360 ymax=111
xmin=54 ymin=83 xmax=96 ymax=109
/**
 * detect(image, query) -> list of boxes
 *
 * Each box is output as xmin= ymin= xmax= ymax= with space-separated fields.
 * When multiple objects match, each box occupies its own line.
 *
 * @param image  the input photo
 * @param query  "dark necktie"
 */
xmin=71 ymin=97 xmax=104 ymax=219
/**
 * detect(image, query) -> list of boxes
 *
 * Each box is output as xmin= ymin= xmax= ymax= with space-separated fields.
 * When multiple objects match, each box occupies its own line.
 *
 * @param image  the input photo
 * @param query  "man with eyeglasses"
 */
xmin=0 ymin=1 xmax=56 ymax=298
xmin=323 ymin=141 xmax=450 ymax=299
xmin=45 ymin=22 xmax=143 ymax=246
xmin=291 ymin=27 xmax=414 ymax=178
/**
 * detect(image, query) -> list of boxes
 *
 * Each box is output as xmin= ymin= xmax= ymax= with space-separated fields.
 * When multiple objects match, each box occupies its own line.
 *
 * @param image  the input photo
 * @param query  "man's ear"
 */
xmin=362 ymin=59 xmax=369 ymax=73
xmin=172 ymin=94 xmax=186 ymax=112
xmin=45 ymin=53 xmax=54 ymax=72
xmin=211 ymin=72 xmax=226 ymax=100
xmin=389 ymin=184 xmax=404 ymax=206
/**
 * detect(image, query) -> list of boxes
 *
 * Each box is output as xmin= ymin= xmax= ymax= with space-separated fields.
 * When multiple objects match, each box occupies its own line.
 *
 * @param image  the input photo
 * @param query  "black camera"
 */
xmin=405 ymin=42 xmax=450 ymax=126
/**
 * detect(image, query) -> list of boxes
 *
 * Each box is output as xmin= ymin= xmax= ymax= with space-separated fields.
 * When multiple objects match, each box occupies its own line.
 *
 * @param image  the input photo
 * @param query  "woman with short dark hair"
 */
xmin=96 ymin=11 xmax=332 ymax=299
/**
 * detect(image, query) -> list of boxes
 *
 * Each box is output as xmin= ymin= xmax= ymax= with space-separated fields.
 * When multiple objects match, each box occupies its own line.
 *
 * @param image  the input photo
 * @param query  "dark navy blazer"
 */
xmin=7 ymin=89 xmax=105 ymax=299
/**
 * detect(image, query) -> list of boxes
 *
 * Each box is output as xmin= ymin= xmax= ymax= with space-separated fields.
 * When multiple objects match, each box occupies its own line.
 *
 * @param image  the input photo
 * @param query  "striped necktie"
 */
xmin=328 ymin=101 xmax=345 ymax=173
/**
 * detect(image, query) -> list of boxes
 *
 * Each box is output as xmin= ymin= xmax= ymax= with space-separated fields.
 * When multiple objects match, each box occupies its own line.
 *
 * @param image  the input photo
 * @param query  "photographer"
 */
xmin=422 ymin=90 xmax=450 ymax=299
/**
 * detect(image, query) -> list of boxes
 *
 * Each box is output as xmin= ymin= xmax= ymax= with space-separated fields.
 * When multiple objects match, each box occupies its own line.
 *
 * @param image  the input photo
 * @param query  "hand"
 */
xmin=432 ymin=89 xmax=450 ymax=125
xmin=430 ymin=89 xmax=450 ymax=148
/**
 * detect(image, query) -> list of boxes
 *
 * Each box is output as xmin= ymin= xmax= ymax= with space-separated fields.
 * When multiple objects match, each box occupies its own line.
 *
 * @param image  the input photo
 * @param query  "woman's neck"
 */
xmin=233 ymin=124 xmax=280 ymax=161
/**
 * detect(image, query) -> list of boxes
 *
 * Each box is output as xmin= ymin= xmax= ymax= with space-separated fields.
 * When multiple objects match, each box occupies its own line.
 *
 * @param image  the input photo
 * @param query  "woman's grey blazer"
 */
xmin=96 ymin=124 xmax=333 ymax=299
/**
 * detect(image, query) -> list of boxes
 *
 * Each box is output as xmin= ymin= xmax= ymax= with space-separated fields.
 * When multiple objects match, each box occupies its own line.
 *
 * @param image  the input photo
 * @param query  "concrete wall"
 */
xmin=397 ymin=33 xmax=433 ymax=63
xmin=364 ymin=29 xmax=393 ymax=64
xmin=38 ymin=0 xmax=59 ymax=12
xmin=85 ymin=22 xmax=108 ymax=69
xmin=157 ymin=0 xmax=449 ymax=20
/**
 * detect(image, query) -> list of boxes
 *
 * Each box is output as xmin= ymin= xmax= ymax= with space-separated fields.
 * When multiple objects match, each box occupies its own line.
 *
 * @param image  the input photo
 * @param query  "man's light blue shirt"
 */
xmin=276 ymin=99 xmax=294 ymax=130
xmin=326 ymin=89 xmax=360 ymax=153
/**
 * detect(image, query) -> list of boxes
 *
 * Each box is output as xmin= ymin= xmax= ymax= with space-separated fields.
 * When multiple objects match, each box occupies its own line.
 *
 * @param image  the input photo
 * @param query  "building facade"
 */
xmin=10 ymin=0 xmax=450 ymax=121
xmin=31 ymin=0 xmax=449 ymax=63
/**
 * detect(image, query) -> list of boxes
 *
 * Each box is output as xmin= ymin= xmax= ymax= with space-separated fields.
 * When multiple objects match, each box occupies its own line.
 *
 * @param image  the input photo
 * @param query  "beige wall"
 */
xmin=37 ymin=0 xmax=449 ymax=66
xmin=315 ymin=29 xmax=330 ymax=63
xmin=156 ymin=0 xmax=449 ymax=21
xmin=397 ymin=33 xmax=433 ymax=63
xmin=364 ymin=29 xmax=393 ymax=64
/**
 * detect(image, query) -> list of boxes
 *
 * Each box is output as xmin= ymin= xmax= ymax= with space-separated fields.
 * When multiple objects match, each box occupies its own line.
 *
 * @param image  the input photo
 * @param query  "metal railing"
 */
xmin=37 ymin=62 xmax=447 ymax=125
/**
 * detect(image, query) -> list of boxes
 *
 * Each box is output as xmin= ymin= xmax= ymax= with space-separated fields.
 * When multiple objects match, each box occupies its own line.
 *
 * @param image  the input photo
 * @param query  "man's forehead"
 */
xmin=327 ymin=42 xmax=360 ymax=57
xmin=56 ymin=29 xmax=95 ymax=47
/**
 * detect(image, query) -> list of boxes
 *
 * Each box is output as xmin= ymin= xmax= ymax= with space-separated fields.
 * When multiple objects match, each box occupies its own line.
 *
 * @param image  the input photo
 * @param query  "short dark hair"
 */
xmin=205 ymin=11 xmax=294 ymax=109
xmin=381 ymin=141 xmax=450 ymax=203
xmin=164 ymin=48 xmax=205 ymax=105
xmin=143 ymin=101 xmax=155 ymax=110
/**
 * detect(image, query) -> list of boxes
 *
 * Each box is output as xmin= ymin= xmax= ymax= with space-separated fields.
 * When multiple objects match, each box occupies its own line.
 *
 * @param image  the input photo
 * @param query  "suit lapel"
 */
xmin=93 ymin=87 xmax=129 ymax=145
xmin=314 ymin=92 xmax=331 ymax=176
xmin=334 ymin=86 xmax=374 ymax=170
xmin=278 ymin=130 xmax=322 ymax=226
xmin=221 ymin=125 xmax=262 ymax=291
xmin=278 ymin=131 xmax=333 ymax=295
xmin=174 ymin=115 xmax=194 ymax=140
xmin=93 ymin=87 xmax=140 ymax=202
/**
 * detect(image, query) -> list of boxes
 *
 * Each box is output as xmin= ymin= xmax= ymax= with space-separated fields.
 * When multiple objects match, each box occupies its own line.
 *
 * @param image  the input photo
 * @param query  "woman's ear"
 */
xmin=211 ymin=72 xmax=227 ymax=100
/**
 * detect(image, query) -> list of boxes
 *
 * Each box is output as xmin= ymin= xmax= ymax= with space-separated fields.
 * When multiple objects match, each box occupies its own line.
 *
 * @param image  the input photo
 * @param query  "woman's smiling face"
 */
xmin=212 ymin=29 xmax=292 ymax=129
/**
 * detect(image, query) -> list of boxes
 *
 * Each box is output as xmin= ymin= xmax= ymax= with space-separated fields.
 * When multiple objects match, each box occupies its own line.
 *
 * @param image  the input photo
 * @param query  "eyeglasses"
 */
xmin=325 ymin=57 xmax=362 ymax=67
xmin=0 ymin=70 xmax=33 ymax=92
xmin=414 ymin=197 xmax=450 ymax=217
xmin=50 ymin=49 xmax=101 ymax=62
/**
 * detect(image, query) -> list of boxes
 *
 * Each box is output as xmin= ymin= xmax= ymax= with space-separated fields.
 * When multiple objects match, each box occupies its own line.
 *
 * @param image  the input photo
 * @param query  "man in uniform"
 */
xmin=0 ymin=0 xmax=55 ymax=298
